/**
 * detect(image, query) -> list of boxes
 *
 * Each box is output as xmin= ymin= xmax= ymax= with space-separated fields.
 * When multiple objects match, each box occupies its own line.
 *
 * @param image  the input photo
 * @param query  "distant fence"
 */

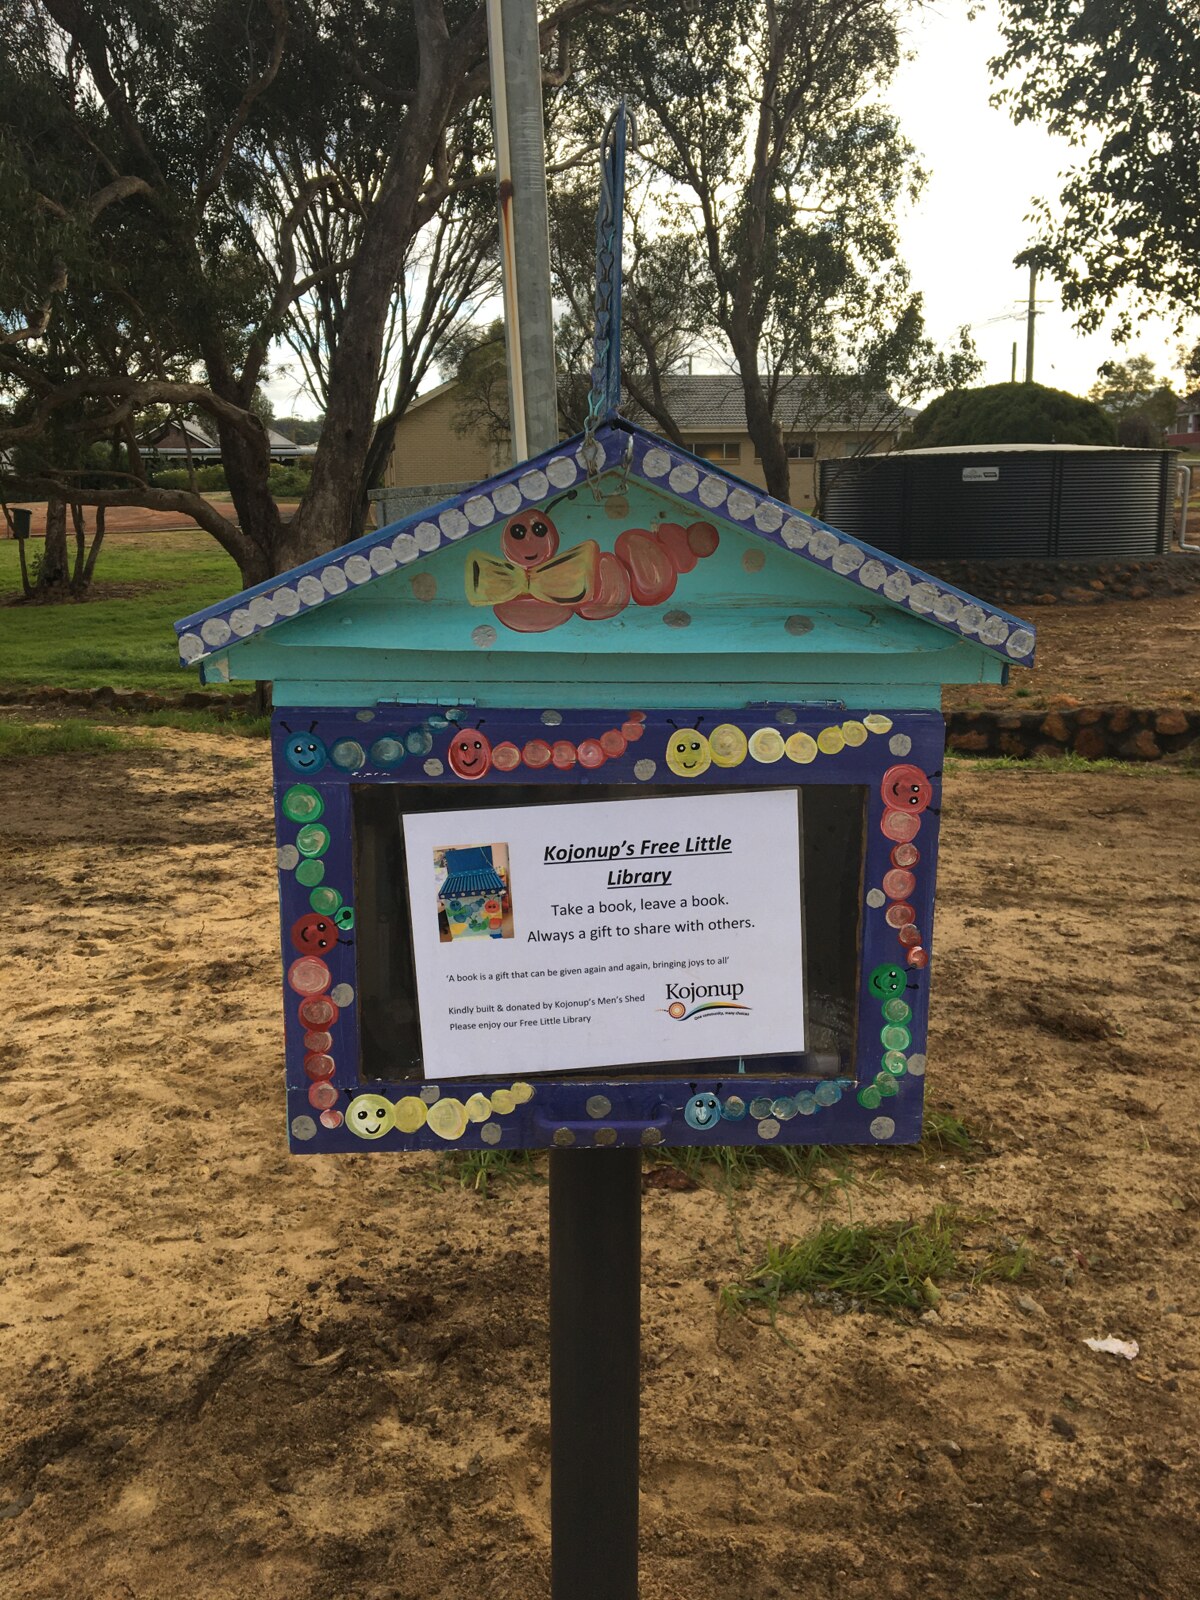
xmin=368 ymin=484 xmax=471 ymax=529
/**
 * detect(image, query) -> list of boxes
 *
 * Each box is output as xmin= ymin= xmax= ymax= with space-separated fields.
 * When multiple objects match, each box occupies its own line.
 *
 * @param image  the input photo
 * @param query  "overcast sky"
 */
xmin=887 ymin=1 xmax=1188 ymax=397
xmin=267 ymin=0 xmax=1192 ymax=419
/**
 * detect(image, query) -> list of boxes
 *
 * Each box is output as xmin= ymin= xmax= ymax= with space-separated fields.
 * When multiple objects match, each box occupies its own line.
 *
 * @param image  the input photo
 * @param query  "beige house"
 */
xmin=380 ymin=380 xmax=502 ymax=492
xmin=382 ymin=373 xmax=908 ymax=515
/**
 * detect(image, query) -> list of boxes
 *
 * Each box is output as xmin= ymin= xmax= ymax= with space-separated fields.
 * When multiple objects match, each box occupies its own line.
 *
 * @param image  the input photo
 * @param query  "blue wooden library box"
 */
xmin=175 ymin=414 xmax=1035 ymax=1158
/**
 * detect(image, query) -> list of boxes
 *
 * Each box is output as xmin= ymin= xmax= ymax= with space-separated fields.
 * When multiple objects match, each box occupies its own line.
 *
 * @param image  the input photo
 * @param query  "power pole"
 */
xmin=1024 ymin=266 xmax=1037 ymax=384
xmin=486 ymin=0 xmax=558 ymax=462
xmin=485 ymin=15 xmax=641 ymax=1600
xmin=1011 ymin=341 xmax=1017 ymax=384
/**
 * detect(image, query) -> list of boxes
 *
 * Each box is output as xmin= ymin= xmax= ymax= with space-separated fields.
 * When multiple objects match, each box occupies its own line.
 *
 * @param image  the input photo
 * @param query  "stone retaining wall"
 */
xmin=3 ymin=684 xmax=1199 ymax=761
xmin=926 ymin=550 xmax=1200 ymax=609
xmin=0 ymin=685 xmax=256 ymax=715
xmin=946 ymin=705 xmax=1200 ymax=762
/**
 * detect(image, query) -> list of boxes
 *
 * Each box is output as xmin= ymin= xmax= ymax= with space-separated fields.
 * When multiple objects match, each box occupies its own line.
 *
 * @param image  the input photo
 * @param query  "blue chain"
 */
xmin=583 ymin=101 xmax=632 ymax=479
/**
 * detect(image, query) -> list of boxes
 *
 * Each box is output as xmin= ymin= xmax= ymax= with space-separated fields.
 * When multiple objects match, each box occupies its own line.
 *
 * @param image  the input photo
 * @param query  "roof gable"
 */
xmin=175 ymin=419 xmax=1035 ymax=671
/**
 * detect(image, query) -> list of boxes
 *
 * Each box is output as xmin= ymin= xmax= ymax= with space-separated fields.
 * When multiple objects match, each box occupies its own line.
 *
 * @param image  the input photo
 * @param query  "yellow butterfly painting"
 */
xmin=466 ymin=541 xmax=600 ymax=607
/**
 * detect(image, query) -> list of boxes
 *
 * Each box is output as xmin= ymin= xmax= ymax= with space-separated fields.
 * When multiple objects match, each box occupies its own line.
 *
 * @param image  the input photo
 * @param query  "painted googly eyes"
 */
xmin=448 ymin=729 xmax=493 ymax=780
xmin=664 ymin=730 xmax=712 ymax=777
xmin=502 ymin=512 xmax=561 ymax=565
xmin=284 ymin=734 xmax=328 ymax=773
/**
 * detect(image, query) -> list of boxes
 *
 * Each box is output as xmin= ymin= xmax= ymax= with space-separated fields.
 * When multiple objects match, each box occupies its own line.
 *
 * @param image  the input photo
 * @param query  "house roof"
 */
xmin=623 ymin=374 xmax=911 ymax=434
xmin=402 ymin=379 xmax=459 ymax=414
xmin=174 ymin=418 xmax=1036 ymax=670
xmin=143 ymin=418 xmax=311 ymax=454
xmin=400 ymin=373 xmax=909 ymax=435
xmin=145 ymin=417 xmax=218 ymax=449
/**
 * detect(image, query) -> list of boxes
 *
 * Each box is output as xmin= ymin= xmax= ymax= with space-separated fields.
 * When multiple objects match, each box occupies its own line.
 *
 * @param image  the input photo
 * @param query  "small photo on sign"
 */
xmin=434 ymin=841 xmax=513 ymax=943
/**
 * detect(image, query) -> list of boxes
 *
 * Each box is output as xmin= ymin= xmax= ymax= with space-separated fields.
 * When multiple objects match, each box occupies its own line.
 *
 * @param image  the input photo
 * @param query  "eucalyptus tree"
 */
xmin=0 ymin=0 xmax=618 ymax=589
xmin=574 ymin=0 xmax=978 ymax=499
xmin=993 ymin=0 xmax=1200 ymax=339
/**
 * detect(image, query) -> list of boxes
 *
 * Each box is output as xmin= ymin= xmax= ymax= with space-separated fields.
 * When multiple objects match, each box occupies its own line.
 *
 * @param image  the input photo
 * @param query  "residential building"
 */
xmin=380 ymin=373 xmax=909 ymax=515
xmin=1167 ymin=395 xmax=1200 ymax=451
xmin=142 ymin=418 xmax=315 ymax=462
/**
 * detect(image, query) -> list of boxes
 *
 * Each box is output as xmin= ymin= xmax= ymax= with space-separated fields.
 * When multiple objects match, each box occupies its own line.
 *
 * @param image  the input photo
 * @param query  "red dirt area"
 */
xmin=1 ymin=728 xmax=1198 ymax=1599
xmin=4 ymin=500 xmax=244 ymax=537
xmin=944 ymin=593 xmax=1200 ymax=713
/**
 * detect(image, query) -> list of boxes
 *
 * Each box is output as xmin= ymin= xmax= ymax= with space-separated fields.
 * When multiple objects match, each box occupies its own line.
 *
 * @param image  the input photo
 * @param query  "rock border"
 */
xmin=947 ymin=706 xmax=1199 ymax=762
xmin=927 ymin=551 xmax=1200 ymax=609
xmin=0 ymin=685 xmax=255 ymax=714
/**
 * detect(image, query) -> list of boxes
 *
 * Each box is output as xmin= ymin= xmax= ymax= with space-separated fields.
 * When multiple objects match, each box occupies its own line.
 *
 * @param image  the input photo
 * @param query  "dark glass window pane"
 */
xmin=352 ymin=782 xmax=864 ymax=1082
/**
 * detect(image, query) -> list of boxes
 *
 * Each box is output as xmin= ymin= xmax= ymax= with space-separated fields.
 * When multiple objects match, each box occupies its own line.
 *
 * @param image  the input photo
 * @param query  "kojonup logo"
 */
xmin=662 ymin=980 xmax=750 ymax=1022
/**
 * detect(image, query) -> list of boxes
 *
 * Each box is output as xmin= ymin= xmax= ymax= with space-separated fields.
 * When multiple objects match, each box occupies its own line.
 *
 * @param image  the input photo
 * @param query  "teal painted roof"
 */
xmin=175 ymin=420 xmax=1036 ymax=670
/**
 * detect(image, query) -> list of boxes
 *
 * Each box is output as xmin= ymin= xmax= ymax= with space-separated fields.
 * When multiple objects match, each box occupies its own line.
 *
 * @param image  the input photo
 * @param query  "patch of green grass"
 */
xmin=109 ymin=707 xmax=271 ymax=738
xmin=722 ymin=1206 xmax=963 ymax=1317
xmin=650 ymin=1142 xmax=853 ymax=1194
xmin=439 ymin=1148 xmax=544 ymax=1195
xmin=0 ymin=718 xmax=141 ymax=758
xmin=975 ymin=1241 xmax=1034 ymax=1283
xmin=0 ymin=532 xmax=242 ymax=693
xmin=723 ymin=1207 xmax=1037 ymax=1320
xmin=920 ymin=1107 xmax=978 ymax=1156
xmin=945 ymin=752 xmax=1194 ymax=776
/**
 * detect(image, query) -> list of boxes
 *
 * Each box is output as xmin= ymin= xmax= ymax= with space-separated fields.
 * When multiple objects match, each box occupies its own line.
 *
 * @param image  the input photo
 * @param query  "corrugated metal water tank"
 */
xmin=819 ymin=445 xmax=1175 ymax=561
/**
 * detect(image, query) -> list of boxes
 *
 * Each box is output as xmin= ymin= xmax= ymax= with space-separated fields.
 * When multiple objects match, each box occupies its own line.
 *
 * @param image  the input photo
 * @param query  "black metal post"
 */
xmin=549 ymin=1146 xmax=641 ymax=1600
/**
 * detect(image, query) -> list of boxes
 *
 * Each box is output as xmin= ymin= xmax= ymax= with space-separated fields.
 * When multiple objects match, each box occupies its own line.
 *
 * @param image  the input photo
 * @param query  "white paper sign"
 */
xmin=401 ymin=789 xmax=805 ymax=1079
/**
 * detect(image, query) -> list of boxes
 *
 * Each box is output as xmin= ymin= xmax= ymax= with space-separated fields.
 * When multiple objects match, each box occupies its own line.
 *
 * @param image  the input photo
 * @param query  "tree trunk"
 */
xmin=79 ymin=506 xmax=106 ymax=591
xmin=70 ymin=501 xmax=87 ymax=588
xmin=286 ymin=55 xmax=462 ymax=572
xmin=36 ymin=498 xmax=70 ymax=593
xmin=212 ymin=411 xmax=283 ymax=580
xmin=740 ymin=370 xmax=791 ymax=503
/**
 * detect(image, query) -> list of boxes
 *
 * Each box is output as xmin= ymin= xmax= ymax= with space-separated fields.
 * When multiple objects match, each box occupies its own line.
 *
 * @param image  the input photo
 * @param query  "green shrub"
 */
xmin=904 ymin=382 xmax=1116 ymax=448
xmin=147 ymin=461 xmax=310 ymax=496
xmin=150 ymin=464 xmax=228 ymax=491
xmin=267 ymin=463 xmax=312 ymax=496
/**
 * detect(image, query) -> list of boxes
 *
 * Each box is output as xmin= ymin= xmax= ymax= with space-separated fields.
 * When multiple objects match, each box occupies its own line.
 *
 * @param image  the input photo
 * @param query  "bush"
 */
xmin=267 ymin=463 xmax=312 ymax=496
xmin=1116 ymin=411 xmax=1162 ymax=448
xmin=150 ymin=464 xmax=228 ymax=490
xmin=904 ymin=382 xmax=1116 ymax=449
xmin=147 ymin=461 xmax=311 ymax=495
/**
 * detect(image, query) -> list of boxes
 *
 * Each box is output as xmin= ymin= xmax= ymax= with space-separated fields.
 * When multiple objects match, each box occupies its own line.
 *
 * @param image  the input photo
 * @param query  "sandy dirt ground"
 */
xmin=944 ymin=593 xmax=1200 ymax=713
xmin=2 ymin=729 xmax=1199 ymax=1599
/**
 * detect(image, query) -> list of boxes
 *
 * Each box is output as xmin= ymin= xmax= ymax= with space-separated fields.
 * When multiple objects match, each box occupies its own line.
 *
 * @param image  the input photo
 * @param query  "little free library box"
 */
xmin=175 ymin=421 xmax=1036 ymax=1155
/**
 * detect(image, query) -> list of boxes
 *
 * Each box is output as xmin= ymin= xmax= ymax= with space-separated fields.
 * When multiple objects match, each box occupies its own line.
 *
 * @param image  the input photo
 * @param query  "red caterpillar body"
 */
xmin=451 ymin=713 xmax=647 ymax=780
xmin=588 ymin=520 xmax=719 ymax=616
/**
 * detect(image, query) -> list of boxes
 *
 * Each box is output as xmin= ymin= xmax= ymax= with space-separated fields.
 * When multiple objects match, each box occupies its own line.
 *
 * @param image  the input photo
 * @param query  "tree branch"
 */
xmin=1 ymin=259 xmax=67 ymax=346
xmin=87 ymin=174 xmax=155 ymax=222
xmin=241 ymin=173 xmax=344 ymax=398
xmin=0 ymin=375 xmax=263 ymax=446
xmin=195 ymin=0 xmax=289 ymax=209
xmin=41 ymin=0 xmax=167 ymax=187
xmin=5 ymin=477 xmax=253 ymax=566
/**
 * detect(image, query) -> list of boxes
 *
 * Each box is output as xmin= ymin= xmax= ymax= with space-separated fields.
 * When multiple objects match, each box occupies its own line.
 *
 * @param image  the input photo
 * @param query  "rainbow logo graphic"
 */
xmin=663 ymin=1000 xmax=751 ymax=1022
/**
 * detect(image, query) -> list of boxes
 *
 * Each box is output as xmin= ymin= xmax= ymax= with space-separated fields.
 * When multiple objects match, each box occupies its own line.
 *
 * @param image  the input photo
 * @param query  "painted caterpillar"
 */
xmin=447 ymin=712 xmax=647 ymax=779
xmin=482 ymin=507 xmax=720 ymax=634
